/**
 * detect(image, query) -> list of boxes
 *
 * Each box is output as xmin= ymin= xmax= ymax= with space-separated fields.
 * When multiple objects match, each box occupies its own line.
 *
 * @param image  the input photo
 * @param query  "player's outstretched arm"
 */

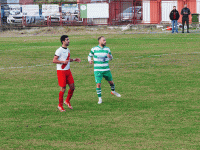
xmin=71 ymin=58 xmax=81 ymax=63
xmin=89 ymin=60 xmax=93 ymax=64
xmin=88 ymin=56 xmax=93 ymax=64
xmin=107 ymin=53 xmax=113 ymax=60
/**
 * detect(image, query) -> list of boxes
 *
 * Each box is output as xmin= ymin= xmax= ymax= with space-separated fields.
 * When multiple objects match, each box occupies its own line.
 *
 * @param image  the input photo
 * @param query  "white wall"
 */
xmin=143 ymin=0 xmax=150 ymax=23
xmin=87 ymin=3 xmax=109 ymax=18
xmin=197 ymin=0 xmax=200 ymax=22
xmin=161 ymin=1 xmax=177 ymax=22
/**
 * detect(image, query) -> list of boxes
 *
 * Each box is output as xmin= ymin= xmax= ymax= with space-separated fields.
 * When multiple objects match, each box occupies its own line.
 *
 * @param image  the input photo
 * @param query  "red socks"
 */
xmin=59 ymin=91 xmax=64 ymax=106
xmin=59 ymin=89 xmax=74 ymax=106
xmin=66 ymin=89 xmax=74 ymax=103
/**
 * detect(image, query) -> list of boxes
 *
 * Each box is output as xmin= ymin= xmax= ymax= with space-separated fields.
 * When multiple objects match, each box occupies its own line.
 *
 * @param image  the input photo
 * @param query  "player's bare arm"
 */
xmin=107 ymin=54 xmax=113 ymax=59
xmin=53 ymin=55 xmax=69 ymax=64
xmin=70 ymin=58 xmax=81 ymax=63
xmin=88 ymin=55 xmax=93 ymax=64
xmin=89 ymin=60 xmax=93 ymax=64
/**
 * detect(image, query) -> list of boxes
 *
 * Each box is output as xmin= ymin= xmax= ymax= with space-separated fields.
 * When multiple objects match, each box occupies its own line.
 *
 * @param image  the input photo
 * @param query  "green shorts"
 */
xmin=94 ymin=71 xmax=113 ymax=84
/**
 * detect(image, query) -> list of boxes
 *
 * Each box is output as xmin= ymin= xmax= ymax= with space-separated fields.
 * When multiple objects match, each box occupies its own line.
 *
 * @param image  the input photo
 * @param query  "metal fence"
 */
xmin=109 ymin=0 xmax=143 ymax=25
xmin=0 ymin=0 xmax=199 ymax=28
xmin=0 ymin=2 xmax=83 ymax=28
xmin=0 ymin=0 xmax=144 ymax=28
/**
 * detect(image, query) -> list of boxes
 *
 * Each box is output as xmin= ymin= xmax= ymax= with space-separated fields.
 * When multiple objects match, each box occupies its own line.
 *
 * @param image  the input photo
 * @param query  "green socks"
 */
xmin=110 ymin=84 xmax=115 ymax=91
xmin=96 ymin=88 xmax=101 ymax=97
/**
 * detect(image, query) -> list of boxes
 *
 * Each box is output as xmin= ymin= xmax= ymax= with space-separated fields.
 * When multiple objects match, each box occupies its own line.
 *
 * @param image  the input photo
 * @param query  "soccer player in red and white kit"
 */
xmin=53 ymin=35 xmax=81 ymax=112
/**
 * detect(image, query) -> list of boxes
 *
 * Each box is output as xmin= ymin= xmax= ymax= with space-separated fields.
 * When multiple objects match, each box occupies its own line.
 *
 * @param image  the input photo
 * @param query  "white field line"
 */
xmin=0 ymin=63 xmax=53 ymax=70
xmin=1 ymin=52 xmax=200 ymax=70
xmin=141 ymin=37 xmax=200 ymax=40
xmin=113 ymin=37 xmax=200 ymax=40
xmin=0 ymin=46 xmax=58 ymax=52
xmin=132 ymin=52 xmax=200 ymax=59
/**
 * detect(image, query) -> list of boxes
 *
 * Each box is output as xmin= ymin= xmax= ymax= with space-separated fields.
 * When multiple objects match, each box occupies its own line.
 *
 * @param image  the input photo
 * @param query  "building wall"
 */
xmin=143 ymin=0 xmax=198 ymax=24
xmin=19 ymin=0 xmax=34 ymax=4
xmin=197 ymin=0 xmax=200 ymax=22
xmin=178 ymin=0 xmax=197 ymax=23
xmin=78 ymin=0 xmax=109 ymax=3
xmin=143 ymin=0 xmax=150 ymax=23
xmin=77 ymin=0 xmax=90 ymax=3
xmin=187 ymin=0 xmax=196 ymax=22
xmin=150 ymin=0 xmax=161 ymax=24
xmin=161 ymin=1 xmax=177 ymax=22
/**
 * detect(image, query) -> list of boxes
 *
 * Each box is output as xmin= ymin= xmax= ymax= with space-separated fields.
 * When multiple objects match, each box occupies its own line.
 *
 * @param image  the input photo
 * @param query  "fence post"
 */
xmin=25 ymin=16 xmax=27 ymax=27
xmin=158 ymin=0 xmax=161 ymax=24
xmin=60 ymin=15 xmax=62 ymax=26
xmin=108 ymin=2 xmax=110 ymax=25
xmin=22 ymin=16 xmax=26 ymax=27
xmin=83 ymin=18 xmax=87 ymax=26
xmin=59 ymin=2 xmax=62 ymax=26
xmin=47 ymin=16 xmax=49 ymax=26
xmin=0 ymin=3 xmax=1 ymax=27
xmin=114 ymin=1 xmax=116 ymax=24
xmin=49 ymin=16 xmax=51 ymax=26
xmin=133 ymin=1 xmax=135 ymax=25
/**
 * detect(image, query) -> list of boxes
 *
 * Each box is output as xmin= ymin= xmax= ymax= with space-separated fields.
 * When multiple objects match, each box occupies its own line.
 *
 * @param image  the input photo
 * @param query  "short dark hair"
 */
xmin=98 ymin=36 xmax=104 ymax=41
xmin=60 ymin=35 xmax=68 ymax=44
xmin=173 ymin=6 xmax=176 ymax=8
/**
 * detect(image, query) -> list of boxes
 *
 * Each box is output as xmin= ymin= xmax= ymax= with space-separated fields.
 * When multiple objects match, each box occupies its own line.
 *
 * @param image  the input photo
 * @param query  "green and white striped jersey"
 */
xmin=88 ymin=45 xmax=113 ymax=72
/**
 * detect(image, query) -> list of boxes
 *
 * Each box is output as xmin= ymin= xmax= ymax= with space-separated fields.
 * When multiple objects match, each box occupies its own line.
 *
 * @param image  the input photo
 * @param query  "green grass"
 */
xmin=1 ymin=33 xmax=200 ymax=149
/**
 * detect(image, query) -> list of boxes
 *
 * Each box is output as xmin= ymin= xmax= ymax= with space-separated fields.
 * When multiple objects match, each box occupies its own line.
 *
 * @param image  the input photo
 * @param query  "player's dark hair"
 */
xmin=60 ymin=35 xmax=68 ymax=44
xmin=98 ymin=36 xmax=104 ymax=41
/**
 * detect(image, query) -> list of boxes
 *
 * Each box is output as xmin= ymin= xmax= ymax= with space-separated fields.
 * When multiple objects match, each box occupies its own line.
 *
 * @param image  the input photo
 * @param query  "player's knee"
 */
xmin=69 ymin=83 xmax=75 ymax=91
xmin=97 ymin=83 xmax=101 ymax=88
xmin=70 ymin=87 xmax=75 ymax=91
xmin=69 ymin=85 xmax=75 ymax=91
xmin=61 ymin=87 xmax=66 ymax=93
xmin=109 ymin=81 xmax=114 ymax=86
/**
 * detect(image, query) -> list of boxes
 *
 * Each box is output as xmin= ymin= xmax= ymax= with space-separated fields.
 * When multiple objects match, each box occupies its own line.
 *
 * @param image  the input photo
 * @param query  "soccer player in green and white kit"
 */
xmin=88 ymin=36 xmax=121 ymax=104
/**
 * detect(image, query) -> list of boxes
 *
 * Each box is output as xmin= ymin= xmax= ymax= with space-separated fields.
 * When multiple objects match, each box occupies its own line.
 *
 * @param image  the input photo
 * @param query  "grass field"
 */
xmin=1 ymin=32 xmax=200 ymax=149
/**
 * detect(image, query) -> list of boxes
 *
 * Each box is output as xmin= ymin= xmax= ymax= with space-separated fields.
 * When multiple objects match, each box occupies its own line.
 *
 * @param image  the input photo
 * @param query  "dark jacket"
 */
xmin=181 ymin=8 xmax=191 ymax=18
xmin=169 ymin=9 xmax=180 ymax=20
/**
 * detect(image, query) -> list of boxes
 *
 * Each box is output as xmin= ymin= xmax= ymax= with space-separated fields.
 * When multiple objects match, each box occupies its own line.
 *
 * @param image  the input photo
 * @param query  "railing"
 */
xmin=0 ymin=0 xmax=199 ymax=28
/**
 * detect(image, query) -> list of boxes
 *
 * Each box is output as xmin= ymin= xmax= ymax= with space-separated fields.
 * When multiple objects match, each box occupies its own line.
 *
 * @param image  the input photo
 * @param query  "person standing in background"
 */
xmin=169 ymin=6 xmax=180 ymax=33
xmin=181 ymin=4 xmax=191 ymax=33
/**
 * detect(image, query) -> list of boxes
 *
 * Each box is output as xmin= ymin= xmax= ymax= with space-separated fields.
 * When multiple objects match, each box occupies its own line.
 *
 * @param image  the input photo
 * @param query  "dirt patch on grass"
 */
xmin=0 ymin=25 xmax=168 ymax=37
